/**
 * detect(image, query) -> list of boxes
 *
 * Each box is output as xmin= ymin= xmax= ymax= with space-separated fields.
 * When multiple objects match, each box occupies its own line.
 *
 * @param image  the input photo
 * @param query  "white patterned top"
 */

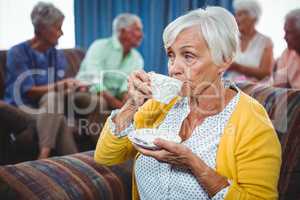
xmin=134 ymin=88 xmax=240 ymax=200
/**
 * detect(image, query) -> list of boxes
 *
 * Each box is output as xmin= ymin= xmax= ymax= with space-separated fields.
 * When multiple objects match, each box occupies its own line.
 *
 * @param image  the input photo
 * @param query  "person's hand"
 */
xmin=133 ymin=138 xmax=194 ymax=168
xmin=56 ymin=78 xmax=87 ymax=90
xmin=113 ymin=70 xmax=152 ymax=133
xmin=126 ymin=70 xmax=152 ymax=109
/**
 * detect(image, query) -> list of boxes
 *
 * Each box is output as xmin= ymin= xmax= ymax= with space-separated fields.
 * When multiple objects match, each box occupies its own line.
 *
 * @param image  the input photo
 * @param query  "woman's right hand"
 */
xmin=113 ymin=70 xmax=152 ymax=133
xmin=126 ymin=70 xmax=152 ymax=109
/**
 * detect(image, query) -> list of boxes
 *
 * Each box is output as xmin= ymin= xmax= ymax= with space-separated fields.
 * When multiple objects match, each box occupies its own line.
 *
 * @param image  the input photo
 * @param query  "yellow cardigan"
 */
xmin=94 ymin=92 xmax=281 ymax=200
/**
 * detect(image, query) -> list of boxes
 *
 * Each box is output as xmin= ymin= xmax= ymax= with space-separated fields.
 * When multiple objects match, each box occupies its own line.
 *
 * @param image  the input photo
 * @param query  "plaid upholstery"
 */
xmin=238 ymin=82 xmax=300 ymax=200
xmin=0 ymin=151 xmax=132 ymax=200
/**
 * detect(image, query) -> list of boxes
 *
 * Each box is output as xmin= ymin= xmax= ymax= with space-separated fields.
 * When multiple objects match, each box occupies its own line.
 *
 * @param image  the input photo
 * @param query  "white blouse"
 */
xmin=226 ymin=32 xmax=272 ymax=81
xmin=134 ymin=89 xmax=240 ymax=200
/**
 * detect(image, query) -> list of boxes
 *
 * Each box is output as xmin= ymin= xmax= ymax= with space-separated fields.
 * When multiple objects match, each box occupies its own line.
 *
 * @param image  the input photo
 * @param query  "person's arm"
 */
xmin=287 ymin=55 xmax=300 ymax=89
xmin=230 ymin=44 xmax=273 ymax=80
xmin=5 ymin=47 xmax=36 ymax=103
xmin=26 ymin=78 xmax=83 ymax=100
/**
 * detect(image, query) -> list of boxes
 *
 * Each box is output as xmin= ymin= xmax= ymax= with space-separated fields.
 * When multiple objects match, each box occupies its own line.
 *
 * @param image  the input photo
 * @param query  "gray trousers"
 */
xmin=36 ymin=90 xmax=78 ymax=154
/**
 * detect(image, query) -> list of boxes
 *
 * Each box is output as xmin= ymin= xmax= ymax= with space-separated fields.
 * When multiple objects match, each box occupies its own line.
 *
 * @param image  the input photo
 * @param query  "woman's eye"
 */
xmin=184 ymin=53 xmax=194 ymax=62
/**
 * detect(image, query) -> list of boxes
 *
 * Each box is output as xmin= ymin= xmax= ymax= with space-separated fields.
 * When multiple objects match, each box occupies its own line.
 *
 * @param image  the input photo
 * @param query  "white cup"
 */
xmin=149 ymin=72 xmax=183 ymax=104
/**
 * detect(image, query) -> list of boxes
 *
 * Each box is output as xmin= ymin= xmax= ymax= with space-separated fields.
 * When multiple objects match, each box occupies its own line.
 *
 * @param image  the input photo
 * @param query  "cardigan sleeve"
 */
xmin=94 ymin=99 xmax=176 ymax=166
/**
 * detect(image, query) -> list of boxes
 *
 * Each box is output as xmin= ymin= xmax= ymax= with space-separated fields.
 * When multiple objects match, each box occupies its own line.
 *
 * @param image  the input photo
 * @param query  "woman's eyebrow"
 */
xmin=179 ymin=45 xmax=196 ymax=50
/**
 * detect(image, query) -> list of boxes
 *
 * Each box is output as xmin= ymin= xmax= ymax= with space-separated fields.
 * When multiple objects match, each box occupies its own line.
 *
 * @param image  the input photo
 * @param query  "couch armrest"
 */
xmin=0 ymin=151 xmax=132 ymax=200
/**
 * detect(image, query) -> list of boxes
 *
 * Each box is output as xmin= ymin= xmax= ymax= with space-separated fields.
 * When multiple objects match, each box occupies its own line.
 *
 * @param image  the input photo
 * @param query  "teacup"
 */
xmin=149 ymin=72 xmax=183 ymax=104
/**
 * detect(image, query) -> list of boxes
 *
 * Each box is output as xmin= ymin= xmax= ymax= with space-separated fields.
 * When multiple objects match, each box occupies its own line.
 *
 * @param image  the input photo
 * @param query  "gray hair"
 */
xmin=31 ymin=2 xmax=64 ymax=30
xmin=112 ymin=13 xmax=141 ymax=36
xmin=286 ymin=8 xmax=300 ymax=31
xmin=233 ymin=0 xmax=262 ymax=22
xmin=163 ymin=7 xmax=239 ymax=66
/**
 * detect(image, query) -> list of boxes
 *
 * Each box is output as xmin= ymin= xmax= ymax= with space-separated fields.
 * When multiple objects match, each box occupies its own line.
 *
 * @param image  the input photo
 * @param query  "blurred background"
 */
xmin=0 ymin=0 xmax=299 ymax=74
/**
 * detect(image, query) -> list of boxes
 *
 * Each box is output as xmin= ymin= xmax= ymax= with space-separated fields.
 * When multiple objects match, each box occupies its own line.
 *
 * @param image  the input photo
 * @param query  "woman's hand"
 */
xmin=133 ymin=138 xmax=194 ymax=168
xmin=126 ymin=70 xmax=152 ymax=109
xmin=113 ymin=70 xmax=152 ymax=133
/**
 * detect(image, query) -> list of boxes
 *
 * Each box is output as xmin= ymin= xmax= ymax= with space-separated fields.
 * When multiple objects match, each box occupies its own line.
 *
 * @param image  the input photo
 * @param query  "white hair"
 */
xmin=233 ymin=0 xmax=262 ymax=22
xmin=163 ymin=6 xmax=239 ymax=66
xmin=286 ymin=8 xmax=300 ymax=31
xmin=112 ymin=13 xmax=141 ymax=36
xmin=31 ymin=2 xmax=64 ymax=30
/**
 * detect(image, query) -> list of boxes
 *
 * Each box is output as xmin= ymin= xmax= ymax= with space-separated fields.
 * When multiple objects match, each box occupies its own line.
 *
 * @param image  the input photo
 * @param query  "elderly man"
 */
xmin=272 ymin=9 xmax=300 ymax=89
xmin=76 ymin=13 xmax=144 ymax=110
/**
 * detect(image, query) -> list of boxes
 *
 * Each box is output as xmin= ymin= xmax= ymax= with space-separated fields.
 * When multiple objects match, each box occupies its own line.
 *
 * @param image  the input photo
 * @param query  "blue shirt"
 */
xmin=4 ymin=41 xmax=67 ymax=107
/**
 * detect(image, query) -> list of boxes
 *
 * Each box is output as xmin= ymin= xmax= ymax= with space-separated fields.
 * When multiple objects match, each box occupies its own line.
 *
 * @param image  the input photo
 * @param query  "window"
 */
xmin=256 ymin=0 xmax=300 ymax=58
xmin=0 ymin=0 xmax=75 ymax=50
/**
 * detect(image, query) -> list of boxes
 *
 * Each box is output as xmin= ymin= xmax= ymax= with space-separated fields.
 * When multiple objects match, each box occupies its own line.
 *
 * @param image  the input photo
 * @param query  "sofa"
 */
xmin=0 ymin=81 xmax=299 ymax=199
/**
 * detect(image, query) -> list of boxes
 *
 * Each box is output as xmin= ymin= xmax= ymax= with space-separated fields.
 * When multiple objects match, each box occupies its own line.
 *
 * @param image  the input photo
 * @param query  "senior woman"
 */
xmin=225 ymin=0 xmax=274 ymax=82
xmin=3 ymin=2 xmax=80 ymax=158
xmin=94 ymin=7 xmax=281 ymax=200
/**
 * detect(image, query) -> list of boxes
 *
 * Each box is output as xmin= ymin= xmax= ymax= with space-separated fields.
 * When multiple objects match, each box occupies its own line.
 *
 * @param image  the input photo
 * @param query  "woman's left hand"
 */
xmin=133 ymin=138 xmax=194 ymax=168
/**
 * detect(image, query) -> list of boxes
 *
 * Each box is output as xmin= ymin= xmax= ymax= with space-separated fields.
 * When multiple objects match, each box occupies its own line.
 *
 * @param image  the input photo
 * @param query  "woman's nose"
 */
xmin=169 ymin=58 xmax=184 ymax=75
xmin=58 ymin=29 xmax=63 ymax=37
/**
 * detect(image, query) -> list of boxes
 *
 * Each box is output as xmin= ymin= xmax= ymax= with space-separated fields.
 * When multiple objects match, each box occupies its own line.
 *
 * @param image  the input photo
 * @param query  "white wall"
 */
xmin=0 ymin=0 xmax=75 ymax=50
xmin=256 ymin=0 xmax=300 ymax=58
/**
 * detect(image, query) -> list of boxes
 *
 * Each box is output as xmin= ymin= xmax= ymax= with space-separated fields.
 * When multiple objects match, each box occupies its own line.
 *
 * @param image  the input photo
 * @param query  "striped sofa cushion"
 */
xmin=238 ymin=82 xmax=300 ymax=200
xmin=0 ymin=151 xmax=132 ymax=200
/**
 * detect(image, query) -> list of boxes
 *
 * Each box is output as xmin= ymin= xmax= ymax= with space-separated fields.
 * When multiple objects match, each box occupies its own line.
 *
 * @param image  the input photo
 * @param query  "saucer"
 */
xmin=128 ymin=128 xmax=181 ymax=150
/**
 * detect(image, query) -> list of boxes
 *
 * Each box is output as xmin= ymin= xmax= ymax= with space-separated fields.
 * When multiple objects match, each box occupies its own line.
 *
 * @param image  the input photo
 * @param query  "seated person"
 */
xmin=76 ymin=13 xmax=144 ymax=110
xmin=0 ymin=100 xmax=74 ymax=162
xmin=225 ymin=0 xmax=273 ymax=82
xmin=3 ymin=2 xmax=82 ymax=159
xmin=0 ymin=100 xmax=35 ymax=164
xmin=94 ymin=7 xmax=281 ymax=199
xmin=271 ymin=9 xmax=300 ymax=89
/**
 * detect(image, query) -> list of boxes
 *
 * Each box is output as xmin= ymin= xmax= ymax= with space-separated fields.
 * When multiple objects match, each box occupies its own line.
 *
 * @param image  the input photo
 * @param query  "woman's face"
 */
xmin=235 ymin=9 xmax=256 ymax=33
xmin=167 ymin=26 xmax=226 ymax=97
xmin=284 ymin=18 xmax=300 ymax=53
xmin=39 ymin=19 xmax=64 ymax=46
